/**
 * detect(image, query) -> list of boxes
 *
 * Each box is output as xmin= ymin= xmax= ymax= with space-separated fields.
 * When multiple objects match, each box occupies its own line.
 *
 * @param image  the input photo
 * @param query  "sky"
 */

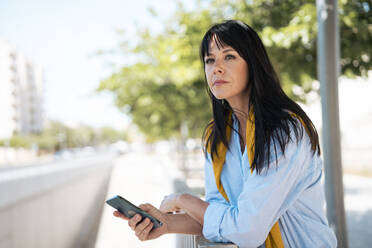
xmin=0 ymin=0 xmax=186 ymax=129
xmin=1 ymin=1 xmax=371 ymax=132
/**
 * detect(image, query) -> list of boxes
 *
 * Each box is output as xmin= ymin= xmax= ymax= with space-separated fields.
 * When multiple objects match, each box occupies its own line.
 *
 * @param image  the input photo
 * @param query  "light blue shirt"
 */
xmin=202 ymin=116 xmax=337 ymax=248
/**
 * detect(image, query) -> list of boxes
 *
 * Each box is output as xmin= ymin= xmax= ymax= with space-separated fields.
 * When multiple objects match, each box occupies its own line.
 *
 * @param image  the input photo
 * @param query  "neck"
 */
xmin=226 ymin=91 xmax=250 ymax=123
xmin=226 ymin=92 xmax=250 ymax=149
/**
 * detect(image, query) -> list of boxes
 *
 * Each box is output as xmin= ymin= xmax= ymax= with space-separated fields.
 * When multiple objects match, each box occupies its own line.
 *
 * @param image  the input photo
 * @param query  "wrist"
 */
xmin=164 ymin=213 xmax=174 ymax=233
xmin=176 ymin=193 xmax=188 ymax=210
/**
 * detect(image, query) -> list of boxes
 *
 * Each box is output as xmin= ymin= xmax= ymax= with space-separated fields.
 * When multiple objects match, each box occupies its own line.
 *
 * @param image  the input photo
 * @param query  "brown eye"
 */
xmin=205 ymin=58 xmax=215 ymax=64
xmin=225 ymin=54 xmax=235 ymax=60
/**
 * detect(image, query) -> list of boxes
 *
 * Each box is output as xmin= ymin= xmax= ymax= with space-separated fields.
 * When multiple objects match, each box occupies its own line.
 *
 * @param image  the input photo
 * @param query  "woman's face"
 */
xmin=204 ymin=37 xmax=249 ymax=103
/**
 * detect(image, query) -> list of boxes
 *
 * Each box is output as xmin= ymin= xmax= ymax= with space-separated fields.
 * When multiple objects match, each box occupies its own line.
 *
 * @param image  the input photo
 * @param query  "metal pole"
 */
xmin=316 ymin=0 xmax=348 ymax=247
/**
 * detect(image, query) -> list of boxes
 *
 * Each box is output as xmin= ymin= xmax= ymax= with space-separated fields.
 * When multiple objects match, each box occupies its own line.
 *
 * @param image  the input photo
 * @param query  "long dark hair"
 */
xmin=201 ymin=20 xmax=320 ymax=174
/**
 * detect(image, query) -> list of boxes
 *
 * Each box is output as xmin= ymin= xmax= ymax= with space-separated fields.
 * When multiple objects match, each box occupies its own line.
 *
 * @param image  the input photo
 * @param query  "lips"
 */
xmin=213 ymin=80 xmax=228 ymax=86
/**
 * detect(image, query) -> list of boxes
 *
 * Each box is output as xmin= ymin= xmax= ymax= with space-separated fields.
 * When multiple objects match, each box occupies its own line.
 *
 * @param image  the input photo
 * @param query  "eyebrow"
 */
xmin=206 ymin=48 xmax=235 ymax=56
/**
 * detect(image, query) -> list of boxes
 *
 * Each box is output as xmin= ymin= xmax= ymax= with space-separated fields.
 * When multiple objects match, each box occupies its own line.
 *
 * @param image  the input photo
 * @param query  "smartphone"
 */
xmin=106 ymin=195 xmax=163 ymax=229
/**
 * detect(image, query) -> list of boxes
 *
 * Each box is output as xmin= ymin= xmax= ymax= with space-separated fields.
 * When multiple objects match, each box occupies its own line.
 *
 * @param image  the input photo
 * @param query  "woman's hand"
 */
xmin=113 ymin=203 xmax=169 ymax=241
xmin=159 ymin=193 xmax=182 ymax=213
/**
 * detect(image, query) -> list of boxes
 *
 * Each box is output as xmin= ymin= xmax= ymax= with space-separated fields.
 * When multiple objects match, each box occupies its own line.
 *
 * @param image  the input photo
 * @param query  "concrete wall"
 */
xmin=0 ymin=155 xmax=114 ymax=248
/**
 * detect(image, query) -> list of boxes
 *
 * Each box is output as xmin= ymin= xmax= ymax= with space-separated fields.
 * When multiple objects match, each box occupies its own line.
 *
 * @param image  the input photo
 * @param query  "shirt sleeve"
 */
xmin=203 ymin=126 xmax=319 ymax=247
xmin=203 ymin=152 xmax=232 ymax=243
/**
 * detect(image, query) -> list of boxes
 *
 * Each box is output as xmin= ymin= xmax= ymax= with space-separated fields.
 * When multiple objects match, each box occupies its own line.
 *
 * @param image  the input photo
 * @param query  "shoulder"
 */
xmin=269 ymin=117 xmax=313 ymax=163
xmin=280 ymin=112 xmax=310 ymax=144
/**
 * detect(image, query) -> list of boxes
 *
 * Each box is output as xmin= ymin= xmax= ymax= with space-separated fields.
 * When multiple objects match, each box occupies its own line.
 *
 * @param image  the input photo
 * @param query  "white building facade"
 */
xmin=0 ymin=40 xmax=44 ymax=139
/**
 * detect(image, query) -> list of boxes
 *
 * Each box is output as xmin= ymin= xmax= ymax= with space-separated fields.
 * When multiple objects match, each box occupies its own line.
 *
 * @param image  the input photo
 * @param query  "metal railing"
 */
xmin=173 ymin=173 xmax=238 ymax=248
xmin=194 ymin=236 xmax=238 ymax=248
xmin=176 ymin=234 xmax=238 ymax=248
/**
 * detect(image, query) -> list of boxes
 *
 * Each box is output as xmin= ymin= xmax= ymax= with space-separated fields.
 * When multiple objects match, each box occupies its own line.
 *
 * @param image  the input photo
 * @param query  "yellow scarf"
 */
xmin=206 ymin=109 xmax=284 ymax=248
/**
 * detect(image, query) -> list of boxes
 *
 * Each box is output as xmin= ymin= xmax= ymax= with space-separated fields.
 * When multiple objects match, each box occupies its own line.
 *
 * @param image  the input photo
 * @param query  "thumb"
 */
xmin=139 ymin=203 xmax=162 ymax=219
xmin=139 ymin=203 xmax=154 ymax=211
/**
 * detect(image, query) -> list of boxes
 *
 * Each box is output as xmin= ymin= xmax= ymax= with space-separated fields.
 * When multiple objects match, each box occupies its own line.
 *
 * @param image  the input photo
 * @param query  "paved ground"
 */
xmin=344 ymin=174 xmax=372 ymax=248
xmin=95 ymin=151 xmax=183 ymax=248
xmin=95 ymin=151 xmax=372 ymax=248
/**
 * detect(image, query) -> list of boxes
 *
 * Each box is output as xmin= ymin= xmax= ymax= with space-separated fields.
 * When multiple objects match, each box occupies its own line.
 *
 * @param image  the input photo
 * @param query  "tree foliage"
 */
xmin=98 ymin=0 xmax=371 ymax=141
xmin=0 ymin=121 xmax=128 ymax=150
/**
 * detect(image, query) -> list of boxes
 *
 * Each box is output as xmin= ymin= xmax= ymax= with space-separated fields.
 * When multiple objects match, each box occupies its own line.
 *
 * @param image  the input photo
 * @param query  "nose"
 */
xmin=213 ymin=62 xmax=224 ymax=75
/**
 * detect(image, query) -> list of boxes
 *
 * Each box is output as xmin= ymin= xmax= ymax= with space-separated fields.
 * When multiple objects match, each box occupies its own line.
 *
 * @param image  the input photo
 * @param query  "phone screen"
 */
xmin=106 ymin=195 xmax=163 ymax=229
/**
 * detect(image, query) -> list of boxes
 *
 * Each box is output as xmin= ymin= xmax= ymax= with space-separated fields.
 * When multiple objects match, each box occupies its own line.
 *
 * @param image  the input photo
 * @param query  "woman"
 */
xmin=113 ymin=20 xmax=337 ymax=247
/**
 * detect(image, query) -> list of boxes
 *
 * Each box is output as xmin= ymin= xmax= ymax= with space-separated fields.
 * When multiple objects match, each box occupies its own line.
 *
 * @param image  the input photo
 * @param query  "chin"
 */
xmin=213 ymin=93 xmax=230 ymax=100
xmin=214 ymin=95 xmax=224 ymax=100
xmin=211 ymin=90 xmax=228 ymax=100
xmin=213 ymin=95 xmax=225 ymax=100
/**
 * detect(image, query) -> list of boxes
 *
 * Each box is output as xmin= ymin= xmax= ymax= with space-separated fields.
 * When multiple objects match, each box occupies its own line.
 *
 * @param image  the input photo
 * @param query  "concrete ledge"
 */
xmin=0 ymin=155 xmax=113 ymax=208
xmin=0 ymin=154 xmax=115 ymax=248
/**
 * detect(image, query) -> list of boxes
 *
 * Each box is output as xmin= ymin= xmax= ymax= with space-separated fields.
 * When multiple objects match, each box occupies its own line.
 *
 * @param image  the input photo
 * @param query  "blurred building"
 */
xmin=0 ymin=40 xmax=44 ymax=139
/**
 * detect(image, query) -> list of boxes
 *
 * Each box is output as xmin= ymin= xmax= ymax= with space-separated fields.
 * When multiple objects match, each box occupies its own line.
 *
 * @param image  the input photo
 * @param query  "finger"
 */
xmin=113 ymin=211 xmax=129 ymax=220
xmin=139 ymin=203 xmax=152 ymax=211
xmin=135 ymin=218 xmax=151 ymax=236
xmin=160 ymin=201 xmax=172 ymax=211
xmin=142 ymin=203 xmax=165 ymax=222
xmin=159 ymin=203 xmax=173 ymax=214
xmin=175 ymin=207 xmax=182 ymax=212
xmin=147 ymin=222 xmax=164 ymax=240
xmin=128 ymin=214 xmax=142 ymax=230
xmin=138 ymin=221 xmax=154 ymax=241
xmin=159 ymin=203 xmax=168 ymax=213
xmin=139 ymin=203 xmax=158 ymax=215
